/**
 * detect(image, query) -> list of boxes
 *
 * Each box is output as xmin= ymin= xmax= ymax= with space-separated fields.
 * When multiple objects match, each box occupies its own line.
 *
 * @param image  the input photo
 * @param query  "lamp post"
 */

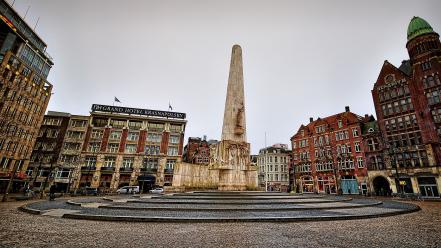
xmin=40 ymin=157 xmax=57 ymax=199
xmin=388 ymin=145 xmax=402 ymax=195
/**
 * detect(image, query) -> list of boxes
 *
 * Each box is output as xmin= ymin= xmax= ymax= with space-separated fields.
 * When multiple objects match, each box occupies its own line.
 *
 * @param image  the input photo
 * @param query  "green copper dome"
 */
xmin=407 ymin=16 xmax=435 ymax=41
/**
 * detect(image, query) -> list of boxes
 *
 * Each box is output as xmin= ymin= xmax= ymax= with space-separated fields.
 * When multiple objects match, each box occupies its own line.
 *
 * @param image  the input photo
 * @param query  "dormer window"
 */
xmin=338 ymin=120 xmax=343 ymax=128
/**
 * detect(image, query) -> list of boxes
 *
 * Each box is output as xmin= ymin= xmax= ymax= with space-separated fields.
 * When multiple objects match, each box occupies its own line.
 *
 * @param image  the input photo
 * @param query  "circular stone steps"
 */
xmin=20 ymin=191 xmax=420 ymax=222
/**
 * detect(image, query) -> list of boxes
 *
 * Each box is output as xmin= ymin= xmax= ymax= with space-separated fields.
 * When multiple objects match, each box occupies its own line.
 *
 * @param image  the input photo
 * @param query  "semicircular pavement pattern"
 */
xmin=20 ymin=191 xmax=420 ymax=222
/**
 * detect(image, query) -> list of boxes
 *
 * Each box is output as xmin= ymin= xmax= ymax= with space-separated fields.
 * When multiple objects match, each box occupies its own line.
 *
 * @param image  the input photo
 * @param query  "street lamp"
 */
xmin=388 ymin=145 xmax=402 ymax=195
xmin=40 ymin=157 xmax=57 ymax=199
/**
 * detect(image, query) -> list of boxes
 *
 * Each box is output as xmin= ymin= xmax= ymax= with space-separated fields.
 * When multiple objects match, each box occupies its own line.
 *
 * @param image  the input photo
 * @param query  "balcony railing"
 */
xmin=164 ymin=169 xmax=174 ymax=174
xmin=81 ymin=166 xmax=96 ymax=172
xmin=100 ymin=167 xmax=115 ymax=172
xmin=140 ymin=168 xmax=157 ymax=173
xmin=120 ymin=167 xmax=133 ymax=173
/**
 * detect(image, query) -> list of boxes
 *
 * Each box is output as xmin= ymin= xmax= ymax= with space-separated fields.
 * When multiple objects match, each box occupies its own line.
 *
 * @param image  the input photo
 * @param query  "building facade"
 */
xmin=257 ymin=144 xmax=291 ymax=192
xmin=26 ymin=112 xmax=71 ymax=192
xmin=73 ymin=104 xmax=186 ymax=193
xmin=183 ymin=137 xmax=211 ymax=165
xmin=371 ymin=17 xmax=441 ymax=198
xmin=0 ymin=0 xmax=54 ymax=192
xmin=291 ymin=107 xmax=369 ymax=195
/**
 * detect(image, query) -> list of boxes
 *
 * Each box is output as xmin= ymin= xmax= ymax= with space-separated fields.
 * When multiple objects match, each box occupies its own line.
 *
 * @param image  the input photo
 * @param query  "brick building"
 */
xmin=291 ymin=107 xmax=369 ymax=195
xmin=74 ymin=104 xmax=186 ymax=192
xmin=0 ymin=0 xmax=54 ymax=192
xmin=361 ymin=119 xmax=388 ymax=195
xmin=371 ymin=17 xmax=441 ymax=197
xmin=183 ymin=136 xmax=211 ymax=165
xmin=28 ymin=104 xmax=187 ymax=193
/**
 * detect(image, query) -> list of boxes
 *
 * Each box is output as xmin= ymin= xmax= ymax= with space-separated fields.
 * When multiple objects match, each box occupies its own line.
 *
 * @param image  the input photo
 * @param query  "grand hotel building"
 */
xmin=28 ymin=104 xmax=186 ymax=193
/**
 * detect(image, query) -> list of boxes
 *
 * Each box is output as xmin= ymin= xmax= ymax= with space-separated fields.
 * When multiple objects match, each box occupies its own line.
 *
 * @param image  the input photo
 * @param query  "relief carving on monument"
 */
xmin=235 ymin=103 xmax=245 ymax=135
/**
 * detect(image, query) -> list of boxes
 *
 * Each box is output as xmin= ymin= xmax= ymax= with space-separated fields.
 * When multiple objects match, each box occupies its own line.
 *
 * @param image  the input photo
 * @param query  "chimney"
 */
xmin=309 ymin=117 xmax=313 ymax=123
xmin=345 ymin=106 xmax=350 ymax=112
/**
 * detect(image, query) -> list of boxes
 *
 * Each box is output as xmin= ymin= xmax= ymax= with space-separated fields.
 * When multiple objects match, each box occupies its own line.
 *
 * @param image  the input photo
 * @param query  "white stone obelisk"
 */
xmin=215 ymin=44 xmax=257 ymax=191
xmin=221 ymin=44 xmax=247 ymax=143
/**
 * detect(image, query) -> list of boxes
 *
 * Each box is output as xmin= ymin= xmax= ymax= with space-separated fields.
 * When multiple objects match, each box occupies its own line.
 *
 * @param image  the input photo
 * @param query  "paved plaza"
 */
xmin=0 ymin=193 xmax=440 ymax=247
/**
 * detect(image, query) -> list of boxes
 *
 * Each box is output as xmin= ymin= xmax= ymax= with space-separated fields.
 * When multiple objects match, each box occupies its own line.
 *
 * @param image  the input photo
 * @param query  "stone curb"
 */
xmin=66 ymin=200 xmax=82 ymax=206
xmin=98 ymin=201 xmax=383 ymax=211
xmin=62 ymin=205 xmax=421 ymax=223
xmin=152 ymin=196 xmax=326 ymax=200
xmin=127 ymin=198 xmax=353 ymax=205
xmin=18 ymin=205 xmax=42 ymax=215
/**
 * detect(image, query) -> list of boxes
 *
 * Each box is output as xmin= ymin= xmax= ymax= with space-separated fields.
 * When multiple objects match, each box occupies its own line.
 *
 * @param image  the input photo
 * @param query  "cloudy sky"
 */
xmin=9 ymin=0 xmax=441 ymax=153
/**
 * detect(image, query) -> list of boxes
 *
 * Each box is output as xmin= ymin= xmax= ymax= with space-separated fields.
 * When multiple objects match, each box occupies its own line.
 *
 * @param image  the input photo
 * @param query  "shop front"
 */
xmin=301 ymin=176 xmax=314 ymax=193
xmin=317 ymin=175 xmax=336 ymax=194
xmin=417 ymin=176 xmax=439 ymax=198
xmin=341 ymin=175 xmax=358 ymax=194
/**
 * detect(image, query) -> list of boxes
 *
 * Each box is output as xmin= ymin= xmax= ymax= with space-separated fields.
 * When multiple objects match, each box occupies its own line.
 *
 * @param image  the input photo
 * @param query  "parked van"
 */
xmin=116 ymin=186 xmax=140 ymax=194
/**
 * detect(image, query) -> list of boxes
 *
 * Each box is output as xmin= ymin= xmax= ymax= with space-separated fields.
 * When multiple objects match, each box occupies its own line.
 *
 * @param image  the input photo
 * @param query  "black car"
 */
xmin=79 ymin=187 xmax=98 ymax=196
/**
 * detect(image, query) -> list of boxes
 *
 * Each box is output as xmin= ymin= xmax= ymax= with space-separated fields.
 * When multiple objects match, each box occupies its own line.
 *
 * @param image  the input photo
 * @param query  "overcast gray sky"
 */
xmin=9 ymin=0 xmax=441 ymax=153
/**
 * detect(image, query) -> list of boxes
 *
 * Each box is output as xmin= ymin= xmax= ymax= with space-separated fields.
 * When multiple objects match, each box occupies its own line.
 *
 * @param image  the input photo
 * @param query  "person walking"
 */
xmin=49 ymin=185 xmax=56 ymax=201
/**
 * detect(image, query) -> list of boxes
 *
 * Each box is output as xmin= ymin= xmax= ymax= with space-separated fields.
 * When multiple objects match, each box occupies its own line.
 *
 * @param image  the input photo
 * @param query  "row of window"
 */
xmin=381 ymin=97 xmax=413 ymax=117
xmin=387 ymin=132 xmax=422 ymax=148
xmin=257 ymin=155 xmax=289 ymax=164
xmin=384 ymin=114 xmax=418 ymax=132
xmin=426 ymin=87 xmax=441 ymax=105
xmin=0 ymin=140 xmax=29 ymax=156
xmin=1 ymin=105 xmax=40 ymax=127
xmin=83 ymin=156 xmax=176 ymax=170
xmin=265 ymin=173 xmax=289 ymax=182
xmin=259 ymin=164 xmax=289 ymax=172
xmin=378 ymin=84 xmax=410 ymax=103
xmin=294 ymin=128 xmax=359 ymax=149
xmin=422 ymin=75 xmax=440 ymax=89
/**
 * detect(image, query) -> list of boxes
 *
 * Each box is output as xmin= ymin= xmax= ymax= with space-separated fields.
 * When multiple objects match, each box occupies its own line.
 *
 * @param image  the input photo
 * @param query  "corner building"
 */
xmin=371 ymin=17 xmax=441 ymax=197
xmin=291 ymin=107 xmax=370 ymax=195
xmin=0 ymin=0 xmax=53 ymax=191
xmin=256 ymin=144 xmax=291 ymax=192
xmin=71 ymin=105 xmax=186 ymax=192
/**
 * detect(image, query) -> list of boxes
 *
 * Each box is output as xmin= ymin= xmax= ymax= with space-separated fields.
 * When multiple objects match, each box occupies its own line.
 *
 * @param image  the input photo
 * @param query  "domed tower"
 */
xmin=406 ymin=16 xmax=441 ymax=69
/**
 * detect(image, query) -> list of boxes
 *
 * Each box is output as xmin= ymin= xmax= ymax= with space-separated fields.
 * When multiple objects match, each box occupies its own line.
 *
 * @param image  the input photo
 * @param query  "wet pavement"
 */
xmin=0 ymin=195 xmax=439 ymax=247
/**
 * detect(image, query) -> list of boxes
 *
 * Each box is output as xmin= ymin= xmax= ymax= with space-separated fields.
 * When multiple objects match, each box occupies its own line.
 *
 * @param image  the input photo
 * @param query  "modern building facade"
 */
xmin=291 ymin=107 xmax=369 ymax=195
xmin=371 ymin=16 xmax=441 ymax=198
xmin=257 ymin=144 xmax=291 ymax=192
xmin=26 ymin=111 xmax=71 ymax=192
xmin=0 ymin=0 xmax=53 ymax=192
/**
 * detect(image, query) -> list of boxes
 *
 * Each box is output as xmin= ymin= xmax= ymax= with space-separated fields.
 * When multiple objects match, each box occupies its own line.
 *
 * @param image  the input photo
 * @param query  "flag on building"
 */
xmin=114 ymin=97 xmax=121 ymax=103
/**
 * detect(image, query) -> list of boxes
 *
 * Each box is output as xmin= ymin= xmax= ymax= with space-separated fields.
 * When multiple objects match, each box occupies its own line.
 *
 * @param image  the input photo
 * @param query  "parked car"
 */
xmin=79 ymin=187 xmax=98 ymax=196
xmin=116 ymin=186 xmax=140 ymax=194
xmin=149 ymin=188 xmax=164 ymax=194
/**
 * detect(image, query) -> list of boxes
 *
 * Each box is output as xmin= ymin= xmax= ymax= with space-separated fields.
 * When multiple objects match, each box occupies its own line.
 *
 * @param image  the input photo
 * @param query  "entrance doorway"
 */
xmin=138 ymin=175 xmax=156 ymax=193
xmin=372 ymin=176 xmax=390 ymax=196
xmin=341 ymin=176 xmax=358 ymax=194
xmin=418 ymin=177 xmax=439 ymax=198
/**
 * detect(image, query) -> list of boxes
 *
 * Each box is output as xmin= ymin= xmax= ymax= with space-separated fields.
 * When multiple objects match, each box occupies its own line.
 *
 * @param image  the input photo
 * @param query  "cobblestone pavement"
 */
xmin=0 ymin=198 xmax=440 ymax=247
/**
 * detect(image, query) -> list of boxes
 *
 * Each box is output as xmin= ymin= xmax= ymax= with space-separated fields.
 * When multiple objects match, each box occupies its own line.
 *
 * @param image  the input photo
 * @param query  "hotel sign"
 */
xmin=91 ymin=104 xmax=186 ymax=119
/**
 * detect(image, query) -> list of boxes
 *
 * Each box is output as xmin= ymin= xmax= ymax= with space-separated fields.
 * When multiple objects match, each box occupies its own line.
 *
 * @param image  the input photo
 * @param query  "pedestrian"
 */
xmin=49 ymin=185 xmax=56 ymax=201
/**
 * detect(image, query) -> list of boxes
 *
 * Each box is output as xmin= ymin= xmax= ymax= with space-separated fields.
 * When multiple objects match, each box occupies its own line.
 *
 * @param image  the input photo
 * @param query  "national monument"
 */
xmin=172 ymin=45 xmax=258 ymax=191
